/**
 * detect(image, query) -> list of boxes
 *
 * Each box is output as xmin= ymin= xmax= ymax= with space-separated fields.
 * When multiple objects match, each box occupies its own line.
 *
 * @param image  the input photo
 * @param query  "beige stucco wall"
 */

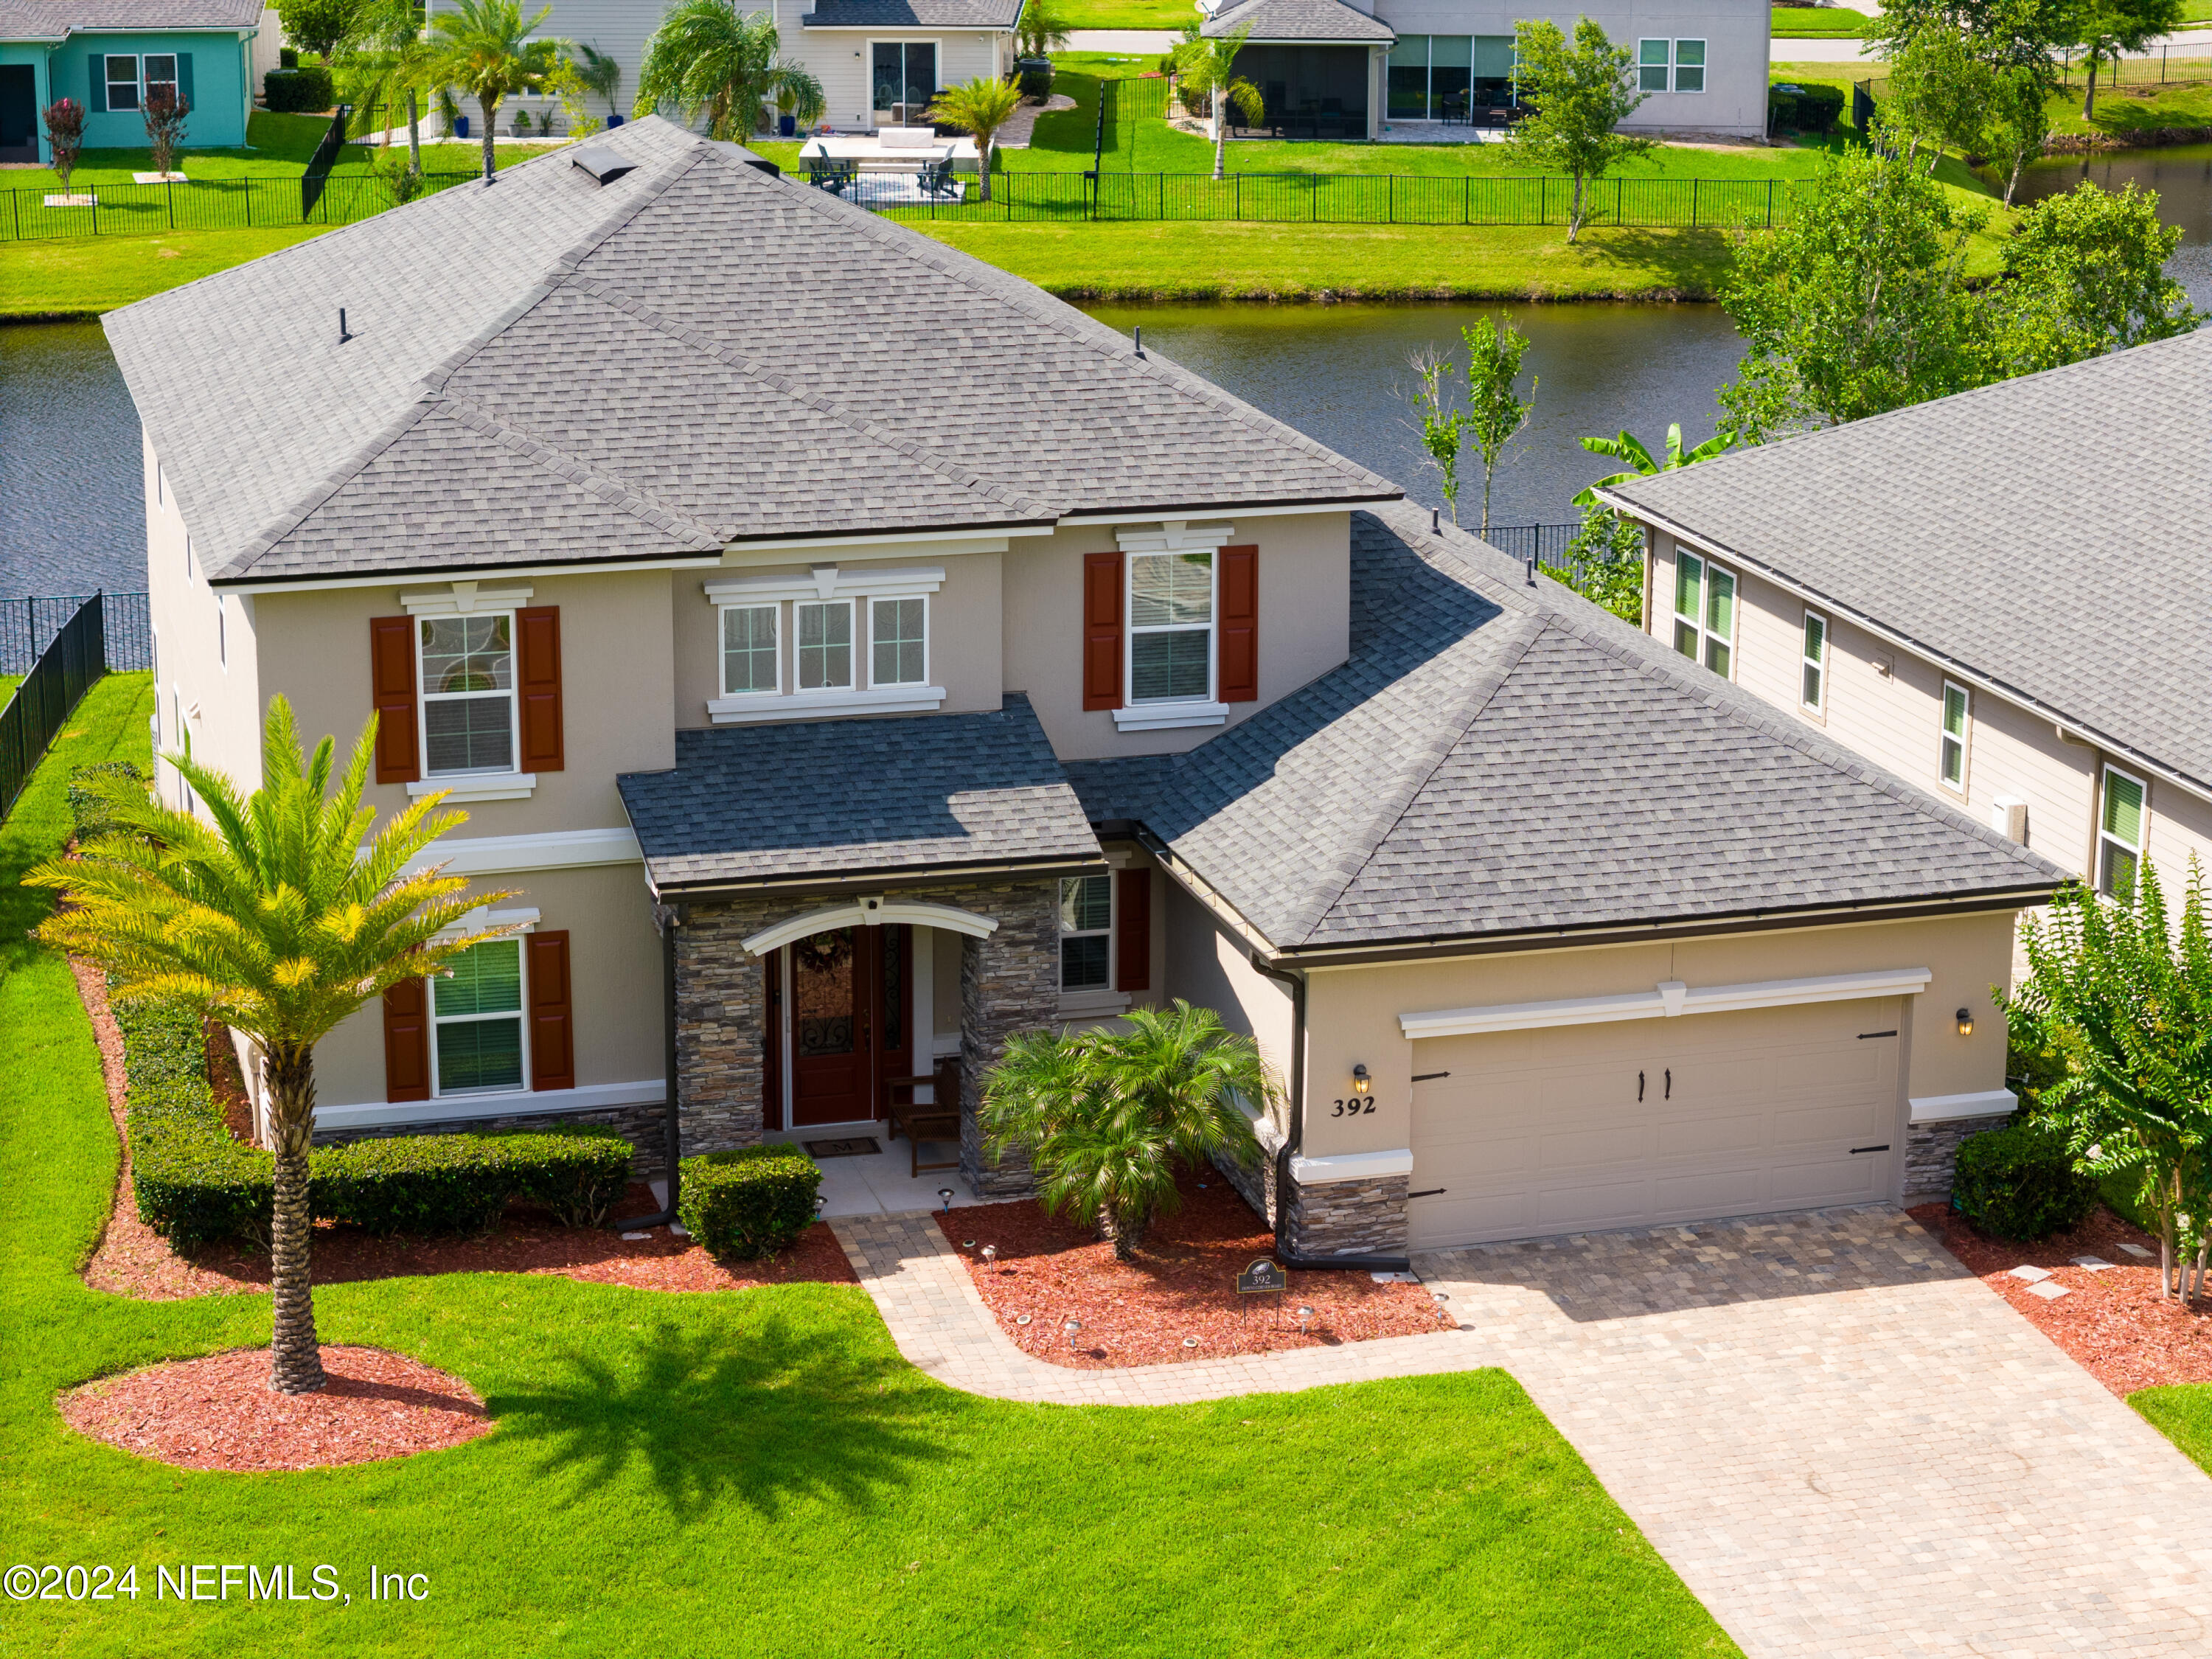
xmin=1161 ymin=880 xmax=1296 ymax=1135
xmin=1005 ymin=512 xmax=1353 ymax=762
xmin=1293 ymin=910 xmax=2020 ymax=1162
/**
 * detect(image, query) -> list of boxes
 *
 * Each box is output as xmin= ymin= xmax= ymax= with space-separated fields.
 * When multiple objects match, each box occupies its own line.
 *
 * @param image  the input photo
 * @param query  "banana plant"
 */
xmin=1571 ymin=422 xmax=1731 ymax=506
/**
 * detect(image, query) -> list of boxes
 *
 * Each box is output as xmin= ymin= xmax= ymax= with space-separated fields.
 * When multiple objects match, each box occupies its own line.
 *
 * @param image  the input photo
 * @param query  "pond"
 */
xmin=2008 ymin=145 xmax=2212 ymax=310
xmin=1 ymin=320 xmax=147 ymax=600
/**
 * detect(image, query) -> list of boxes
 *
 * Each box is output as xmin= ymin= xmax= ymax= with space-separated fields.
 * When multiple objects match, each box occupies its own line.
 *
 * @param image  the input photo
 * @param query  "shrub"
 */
xmin=678 ymin=1146 xmax=821 ymax=1259
xmin=1952 ymin=1119 xmax=2098 ymax=1241
xmin=263 ymin=67 xmax=335 ymax=114
xmin=122 ymin=997 xmax=274 ymax=1250
xmin=280 ymin=46 xmax=299 ymax=69
xmin=66 ymin=761 xmax=147 ymax=844
xmin=1767 ymin=88 xmax=1800 ymax=133
xmin=1797 ymin=85 xmax=1845 ymax=133
xmin=314 ymin=1135 xmax=517 ymax=1235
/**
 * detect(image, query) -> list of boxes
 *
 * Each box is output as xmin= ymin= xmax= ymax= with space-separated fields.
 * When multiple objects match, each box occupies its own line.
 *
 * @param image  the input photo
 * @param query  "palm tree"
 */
xmin=928 ymin=77 xmax=1021 ymax=202
xmin=1013 ymin=0 xmax=1074 ymax=60
xmin=1571 ymin=422 xmax=1733 ymax=505
xmin=981 ymin=1001 xmax=1272 ymax=1261
xmin=29 ymin=699 xmax=509 ymax=1393
xmin=336 ymin=0 xmax=434 ymax=176
xmin=570 ymin=41 xmax=624 ymax=122
xmin=633 ymin=0 xmax=822 ymax=142
xmin=423 ymin=0 xmax=568 ymax=181
xmin=1171 ymin=24 xmax=1263 ymax=181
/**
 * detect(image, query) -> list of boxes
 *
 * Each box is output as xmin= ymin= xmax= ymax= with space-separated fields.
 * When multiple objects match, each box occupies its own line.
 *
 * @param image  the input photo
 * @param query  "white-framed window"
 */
xmin=1059 ymin=874 xmax=1112 ymax=991
xmin=144 ymin=54 xmax=178 ymax=105
xmin=1672 ymin=39 xmax=1705 ymax=93
xmin=869 ymin=38 xmax=939 ymax=117
xmin=871 ymin=596 xmax=927 ymax=687
xmin=1640 ymin=38 xmax=1703 ymax=93
xmin=431 ymin=938 xmax=526 ymax=1095
xmin=418 ymin=611 xmax=516 ymax=776
xmin=1938 ymin=681 xmax=1969 ymax=793
xmin=1669 ymin=551 xmax=1735 ymax=678
xmin=795 ymin=599 xmax=854 ymax=691
xmin=105 ymin=54 xmax=142 ymax=112
xmin=2098 ymin=765 xmax=2146 ymax=900
xmin=1128 ymin=549 xmax=1214 ymax=704
xmin=720 ymin=602 xmax=779 ymax=697
xmin=1800 ymin=611 xmax=1828 ymax=712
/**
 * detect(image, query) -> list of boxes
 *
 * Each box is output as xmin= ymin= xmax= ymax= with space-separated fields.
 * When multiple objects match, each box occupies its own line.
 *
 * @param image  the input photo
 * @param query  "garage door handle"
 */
xmin=1850 ymin=1144 xmax=1891 ymax=1155
xmin=1408 ymin=1188 xmax=1447 ymax=1199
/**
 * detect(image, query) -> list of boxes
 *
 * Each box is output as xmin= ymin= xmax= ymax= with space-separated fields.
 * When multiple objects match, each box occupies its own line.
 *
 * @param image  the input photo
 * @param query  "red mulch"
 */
xmin=70 ymin=961 xmax=856 ymax=1301
xmin=1913 ymin=1200 xmax=2212 ymax=1397
xmin=936 ymin=1174 xmax=1447 ymax=1368
xmin=58 ymin=1345 xmax=493 ymax=1471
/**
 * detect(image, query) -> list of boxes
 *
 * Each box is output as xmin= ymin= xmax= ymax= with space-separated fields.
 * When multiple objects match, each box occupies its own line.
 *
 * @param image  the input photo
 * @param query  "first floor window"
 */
xmin=1938 ymin=681 xmax=1969 ymax=792
xmin=721 ymin=604 xmax=778 ymax=695
xmin=1800 ymin=611 xmax=1828 ymax=711
xmin=144 ymin=54 xmax=178 ymax=105
xmin=796 ymin=599 xmax=853 ymax=690
xmin=1670 ymin=552 xmax=1735 ymax=678
xmin=1059 ymin=875 xmax=1111 ymax=990
xmin=871 ymin=40 xmax=937 ymax=113
xmin=1641 ymin=39 xmax=1703 ymax=92
xmin=1672 ymin=39 xmax=1705 ymax=93
xmin=434 ymin=939 xmax=524 ymax=1094
xmin=1130 ymin=550 xmax=1213 ymax=703
xmin=420 ymin=612 xmax=515 ymax=775
xmin=105 ymin=55 xmax=141 ymax=111
xmin=2099 ymin=766 xmax=2146 ymax=900
xmin=1637 ymin=38 xmax=1669 ymax=93
xmin=872 ymin=597 xmax=926 ymax=686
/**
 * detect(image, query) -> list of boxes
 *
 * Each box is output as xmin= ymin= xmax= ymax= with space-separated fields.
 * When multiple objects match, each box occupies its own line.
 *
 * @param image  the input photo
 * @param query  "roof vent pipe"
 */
xmin=1133 ymin=324 xmax=1143 ymax=358
xmin=337 ymin=307 xmax=352 ymax=344
xmin=1525 ymin=552 xmax=1537 ymax=586
xmin=1430 ymin=507 xmax=1439 ymax=535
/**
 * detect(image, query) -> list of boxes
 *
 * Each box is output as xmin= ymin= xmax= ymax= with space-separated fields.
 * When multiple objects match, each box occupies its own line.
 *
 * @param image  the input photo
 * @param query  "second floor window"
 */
xmin=1800 ymin=611 xmax=1827 ymax=711
xmin=722 ymin=604 xmax=778 ymax=695
xmin=1060 ymin=875 xmax=1112 ymax=990
xmin=1671 ymin=552 xmax=1734 ymax=678
xmin=2100 ymin=766 xmax=2145 ymax=900
xmin=1130 ymin=551 xmax=1213 ymax=703
xmin=1938 ymin=681 xmax=1969 ymax=793
xmin=420 ymin=613 xmax=514 ymax=776
xmin=872 ymin=597 xmax=926 ymax=686
xmin=796 ymin=599 xmax=853 ymax=691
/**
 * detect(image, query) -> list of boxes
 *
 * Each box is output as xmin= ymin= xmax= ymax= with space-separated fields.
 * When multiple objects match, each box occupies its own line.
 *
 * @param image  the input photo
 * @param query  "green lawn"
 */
xmin=1771 ymin=5 xmax=1871 ymax=36
xmin=2132 ymin=1385 xmax=2212 ymax=1475
xmin=0 ymin=226 xmax=336 ymax=319
xmin=0 ymin=676 xmax=1736 ymax=1659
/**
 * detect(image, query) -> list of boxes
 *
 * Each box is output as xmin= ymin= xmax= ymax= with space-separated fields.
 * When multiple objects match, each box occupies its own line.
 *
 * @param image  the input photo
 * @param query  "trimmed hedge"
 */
xmin=263 ymin=67 xmax=335 ymax=114
xmin=1952 ymin=1119 xmax=2098 ymax=1242
xmin=678 ymin=1146 xmax=821 ymax=1259
xmin=118 ymin=997 xmax=633 ymax=1245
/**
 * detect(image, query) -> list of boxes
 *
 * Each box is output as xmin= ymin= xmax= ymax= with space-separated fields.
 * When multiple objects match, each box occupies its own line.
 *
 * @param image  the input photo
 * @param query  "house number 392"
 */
xmin=1329 ymin=1099 xmax=1376 ymax=1117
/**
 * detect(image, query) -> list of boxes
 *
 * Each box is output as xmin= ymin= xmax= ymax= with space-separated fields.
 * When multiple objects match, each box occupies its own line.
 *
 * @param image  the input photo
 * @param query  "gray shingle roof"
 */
xmin=102 ymin=117 xmax=1398 ymax=588
xmin=1603 ymin=328 xmax=2212 ymax=796
xmin=801 ymin=0 xmax=1021 ymax=26
xmin=1069 ymin=504 xmax=2065 ymax=954
xmin=1202 ymin=0 xmax=1394 ymax=42
xmin=0 ymin=0 xmax=260 ymax=34
xmin=616 ymin=694 xmax=1101 ymax=891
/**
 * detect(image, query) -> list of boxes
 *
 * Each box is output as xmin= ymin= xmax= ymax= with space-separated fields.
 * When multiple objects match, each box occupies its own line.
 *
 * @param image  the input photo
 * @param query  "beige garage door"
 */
xmin=1408 ymin=998 xmax=1902 ymax=1251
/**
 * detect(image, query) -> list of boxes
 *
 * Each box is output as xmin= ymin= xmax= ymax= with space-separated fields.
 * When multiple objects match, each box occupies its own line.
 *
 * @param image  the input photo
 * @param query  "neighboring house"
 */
xmin=423 ymin=0 xmax=1021 ymax=137
xmin=0 ymin=0 xmax=265 ymax=164
xmin=1599 ymin=330 xmax=2212 ymax=1150
xmin=1198 ymin=0 xmax=1770 ymax=142
xmin=105 ymin=118 xmax=2061 ymax=1262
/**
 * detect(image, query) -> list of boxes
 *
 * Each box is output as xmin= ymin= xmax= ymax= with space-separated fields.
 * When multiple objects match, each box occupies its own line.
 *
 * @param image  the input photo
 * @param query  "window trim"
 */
xmin=1799 ymin=608 xmax=1828 ymax=714
xmin=869 ymin=593 xmax=930 ymax=689
xmin=717 ymin=600 xmax=782 ymax=699
xmin=417 ymin=607 xmax=519 ymax=781
xmin=104 ymin=53 xmax=142 ymax=112
xmin=1057 ymin=873 xmax=1114 ymax=994
xmin=427 ymin=933 xmax=532 ymax=1099
xmin=1672 ymin=38 xmax=1706 ymax=94
xmin=1669 ymin=549 xmax=1736 ymax=680
xmin=793 ymin=596 xmax=857 ymax=692
xmin=2098 ymin=764 xmax=2147 ymax=899
xmin=1124 ymin=546 xmax=1217 ymax=708
xmin=142 ymin=52 xmax=178 ymax=105
xmin=1938 ymin=680 xmax=1970 ymax=795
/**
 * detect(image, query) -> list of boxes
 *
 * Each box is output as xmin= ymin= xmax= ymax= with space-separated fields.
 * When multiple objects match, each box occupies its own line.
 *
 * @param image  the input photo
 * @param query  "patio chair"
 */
xmin=916 ymin=157 xmax=960 ymax=201
xmin=804 ymin=153 xmax=857 ymax=194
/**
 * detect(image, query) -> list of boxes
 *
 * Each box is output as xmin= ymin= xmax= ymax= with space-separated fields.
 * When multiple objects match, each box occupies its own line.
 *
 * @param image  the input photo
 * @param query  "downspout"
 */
xmin=616 ymin=903 xmax=685 ymax=1230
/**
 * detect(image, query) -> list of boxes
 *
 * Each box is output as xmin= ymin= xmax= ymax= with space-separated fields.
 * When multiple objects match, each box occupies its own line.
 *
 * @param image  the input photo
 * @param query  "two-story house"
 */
xmin=107 ymin=118 xmax=2062 ymax=1262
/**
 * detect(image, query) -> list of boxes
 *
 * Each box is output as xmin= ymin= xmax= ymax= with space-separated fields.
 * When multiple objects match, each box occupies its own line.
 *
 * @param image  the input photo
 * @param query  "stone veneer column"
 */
xmin=672 ymin=902 xmax=771 ymax=1157
xmin=1905 ymin=1112 xmax=2014 ymax=1203
xmin=958 ymin=880 xmax=1061 ymax=1199
xmin=1284 ymin=1171 xmax=1411 ymax=1259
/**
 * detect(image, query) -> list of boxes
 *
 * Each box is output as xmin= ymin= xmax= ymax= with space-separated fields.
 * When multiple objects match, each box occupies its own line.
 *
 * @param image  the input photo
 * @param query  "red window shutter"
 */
xmin=1115 ymin=867 xmax=1151 ymax=992
xmin=1082 ymin=550 xmax=1124 ymax=712
xmin=1219 ymin=545 xmax=1259 ymax=703
xmin=381 ymin=978 xmax=431 ymax=1103
xmin=516 ymin=605 xmax=565 ymax=772
xmin=527 ymin=931 xmax=575 ymax=1092
xmin=369 ymin=616 xmax=420 ymax=785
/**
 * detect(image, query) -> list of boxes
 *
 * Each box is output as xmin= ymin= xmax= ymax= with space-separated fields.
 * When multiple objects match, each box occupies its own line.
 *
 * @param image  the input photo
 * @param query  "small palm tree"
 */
xmin=1171 ymin=24 xmax=1263 ymax=181
xmin=928 ymin=77 xmax=1020 ymax=203
xmin=29 ymin=699 xmax=509 ymax=1393
xmin=423 ymin=0 xmax=568 ymax=180
xmin=1014 ymin=0 xmax=1074 ymax=60
xmin=981 ymin=1001 xmax=1272 ymax=1261
xmin=571 ymin=41 xmax=624 ymax=122
xmin=337 ymin=0 xmax=435 ymax=177
xmin=634 ymin=0 xmax=821 ymax=142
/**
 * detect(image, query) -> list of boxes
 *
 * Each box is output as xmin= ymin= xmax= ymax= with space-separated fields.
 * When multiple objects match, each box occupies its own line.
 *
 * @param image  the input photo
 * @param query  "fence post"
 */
xmin=1691 ymin=177 xmax=1699 ymax=228
xmin=1767 ymin=178 xmax=1774 ymax=226
xmin=166 ymin=178 xmax=175 ymax=231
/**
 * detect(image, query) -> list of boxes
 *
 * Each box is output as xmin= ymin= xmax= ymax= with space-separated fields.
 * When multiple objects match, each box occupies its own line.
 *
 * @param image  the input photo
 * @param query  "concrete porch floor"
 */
xmin=767 ymin=1119 xmax=978 ymax=1217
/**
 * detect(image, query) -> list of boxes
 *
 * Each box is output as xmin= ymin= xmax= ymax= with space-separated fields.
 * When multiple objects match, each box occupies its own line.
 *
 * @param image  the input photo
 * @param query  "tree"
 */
xmin=1014 ymin=0 xmax=1074 ymax=60
xmin=423 ymin=0 xmax=566 ymax=179
xmin=981 ymin=1002 xmax=1272 ymax=1262
xmin=2003 ymin=862 xmax=2212 ymax=1302
xmin=335 ymin=0 xmax=431 ymax=176
xmin=1881 ymin=22 xmax=1994 ymax=169
xmin=1502 ymin=18 xmax=1652 ymax=244
xmin=1717 ymin=148 xmax=1986 ymax=442
xmin=1461 ymin=313 xmax=1535 ymax=535
xmin=1172 ymin=24 xmax=1264 ymax=181
xmin=2070 ymin=0 xmax=2182 ymax=120
xmin=634 ymin=0 xmax=820 ymax=142
xmin=278 ymin=0 xmax=363 ymax=58
xmin=1983 ymin=180 xmax=2202 ymax=375
xmin=1563 ymin=422 xmax=1729 ymax=623
xmin=43 ymin=97 xmax=84 ymax=191
xmin=1405 ymin=348 xmax=1467 ymax=524
xmin=928 ymin=77 xmax=1021 ymax=203
xmin=568 ymin=41 xmax=624 ymax=120
xmin=1869 ymin=0 xmax=2075 ymax=72
xmin=1981 ymin=63 xmax=2053 ymax=205
xmin=27 ymin=700 xmax=507 ymax=1392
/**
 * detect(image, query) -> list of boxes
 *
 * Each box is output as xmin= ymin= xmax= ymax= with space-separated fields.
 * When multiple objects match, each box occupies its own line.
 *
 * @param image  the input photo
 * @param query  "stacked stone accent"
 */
xmin=313 ymin=1101 xmax=671 ymax=1179
xmin=1214 ymin=1115 xmax=1283 ymax=1228
xmin=1905 ymin=1112 xmax=2013 ymax=1203
xmin=956 ymin=880 xmax=1060 ymax=1199
xmin=1284 ymin=1169 xmax=1410 ymax=1259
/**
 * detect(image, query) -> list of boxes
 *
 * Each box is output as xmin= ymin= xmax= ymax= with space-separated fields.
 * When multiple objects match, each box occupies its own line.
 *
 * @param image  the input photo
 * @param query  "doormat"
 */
xmin=804 ymin=1138 xmax=882 ymax=1159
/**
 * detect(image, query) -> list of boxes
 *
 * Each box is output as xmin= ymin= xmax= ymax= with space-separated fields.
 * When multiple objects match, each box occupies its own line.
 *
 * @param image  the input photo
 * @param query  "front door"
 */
xmin=786 ymin=925 xmax=912 ymax=1127
xmin=0 ymin=68 xmax=36 ymax=164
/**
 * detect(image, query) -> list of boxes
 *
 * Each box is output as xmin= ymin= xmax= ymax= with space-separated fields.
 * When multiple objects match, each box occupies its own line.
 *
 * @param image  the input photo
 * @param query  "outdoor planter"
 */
xmin=455 ymin=116 xmax=469 ymax=138
xmin=607 ymin=114 xmax=623 ymax=128
xmin=779 ymin=114 xmax=796 ymax=136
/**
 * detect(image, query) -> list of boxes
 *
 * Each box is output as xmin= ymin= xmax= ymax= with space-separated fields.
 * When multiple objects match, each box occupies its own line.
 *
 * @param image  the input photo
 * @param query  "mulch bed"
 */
xmin=1913 ymin=1200 xmax=2212 ymax=1397
xmin=936 ymin=1173 xmax=1446 ymax=1368
xmin=58 ymin=1345 xmax=493 ymax=1472
xmin=70 ymin=961 xmax=855 ymax=1301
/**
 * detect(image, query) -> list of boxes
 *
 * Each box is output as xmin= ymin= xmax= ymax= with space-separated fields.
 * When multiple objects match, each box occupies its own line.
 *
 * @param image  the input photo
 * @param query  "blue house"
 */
xmin=1 ymin=1 xmax=268 ymax=165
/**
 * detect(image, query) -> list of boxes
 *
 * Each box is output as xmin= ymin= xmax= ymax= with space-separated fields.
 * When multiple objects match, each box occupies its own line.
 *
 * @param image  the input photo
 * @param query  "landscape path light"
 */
xmin=1296 ymin=1306 xmax=1312 ymax=1336
xmin=1065 ymin=1318 xmax=1083 ymax=1354
xmin=981 ymin=1244 xmax=998 ymax=1270
xmin=938 ymin=1188 xmax=955 ymax=1212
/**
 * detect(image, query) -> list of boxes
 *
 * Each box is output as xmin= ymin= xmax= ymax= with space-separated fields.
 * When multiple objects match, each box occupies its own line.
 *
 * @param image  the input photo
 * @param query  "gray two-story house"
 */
xmin=108 ymin=118 xmax=2059 ymax=1261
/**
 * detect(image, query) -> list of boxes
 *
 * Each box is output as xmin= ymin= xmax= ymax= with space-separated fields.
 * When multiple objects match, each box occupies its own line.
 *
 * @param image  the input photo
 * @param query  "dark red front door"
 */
xmin=786 ymin=926 xmax=911 ymax=1127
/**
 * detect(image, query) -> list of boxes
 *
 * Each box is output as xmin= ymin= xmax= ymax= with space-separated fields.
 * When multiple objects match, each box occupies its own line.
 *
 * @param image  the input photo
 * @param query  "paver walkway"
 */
xmin=836 ymin=1204 xmax=2212 ymax=1658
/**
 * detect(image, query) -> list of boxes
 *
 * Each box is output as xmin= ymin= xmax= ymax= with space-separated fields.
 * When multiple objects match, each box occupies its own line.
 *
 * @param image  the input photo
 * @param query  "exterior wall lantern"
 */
xmin=1956 ymin=1008 xmax=1975 ymax=1037
xmin=1351 ymin=1063 xmax=1371 ymax=1096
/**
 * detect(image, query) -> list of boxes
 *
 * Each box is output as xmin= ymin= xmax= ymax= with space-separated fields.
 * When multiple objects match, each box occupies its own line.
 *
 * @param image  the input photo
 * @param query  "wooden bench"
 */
xmin=886 ymin=1060 xmax=961 ymax=1178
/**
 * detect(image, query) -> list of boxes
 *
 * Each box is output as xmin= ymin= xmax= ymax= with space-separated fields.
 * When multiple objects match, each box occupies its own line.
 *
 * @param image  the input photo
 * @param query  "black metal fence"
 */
xmin=0 ymin=594 xmax=108 ymax=818
xmin=300 ymin=102 xmax=352 ymax=218
xmin=0 ymin=593 xmax=150 ymax=676
xmin=1485 ymin=522 xmax=1584 ymax=574
xmin=0 ymin=170 xmax=484 ymax=243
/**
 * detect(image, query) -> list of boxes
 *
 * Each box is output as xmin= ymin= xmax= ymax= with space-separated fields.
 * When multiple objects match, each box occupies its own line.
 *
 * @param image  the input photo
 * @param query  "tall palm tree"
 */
xmin=423 ymin=0 xmax=568 ymax=181
xmin=1171 ymin=23 xmax=1262 ymax=181
xmin=336 ymin=0 xmax=434 ymax=176
xmin=928 ymin=77 xmax=1020 ymax=202
xmin=633 ymin=0 xmax=822 ymax=142
xmin=29 ymin=699 xmax=509 ymax=1393
xmin=981 ymin=1001 xmax=1271 ymax=1261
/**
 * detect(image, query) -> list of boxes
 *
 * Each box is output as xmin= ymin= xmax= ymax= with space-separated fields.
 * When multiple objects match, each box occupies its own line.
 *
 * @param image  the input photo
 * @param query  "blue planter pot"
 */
xmin=455 ymin=115 xmax=469 ymax=138
xmin=779 ymin=113 xmax=796 ymax=137
xmin=607 ymin=113 xmax=624 ymax=128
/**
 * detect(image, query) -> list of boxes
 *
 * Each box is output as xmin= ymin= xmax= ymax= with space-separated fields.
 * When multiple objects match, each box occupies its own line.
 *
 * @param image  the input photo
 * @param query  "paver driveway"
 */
xmin=1417 ymin=1206 xmax=2212 ymax=1658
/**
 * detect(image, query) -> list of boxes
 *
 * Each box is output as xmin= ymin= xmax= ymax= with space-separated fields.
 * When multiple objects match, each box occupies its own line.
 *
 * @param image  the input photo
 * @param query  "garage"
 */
xmin=1406 ymin=997 xmax=1905 ymax=1251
